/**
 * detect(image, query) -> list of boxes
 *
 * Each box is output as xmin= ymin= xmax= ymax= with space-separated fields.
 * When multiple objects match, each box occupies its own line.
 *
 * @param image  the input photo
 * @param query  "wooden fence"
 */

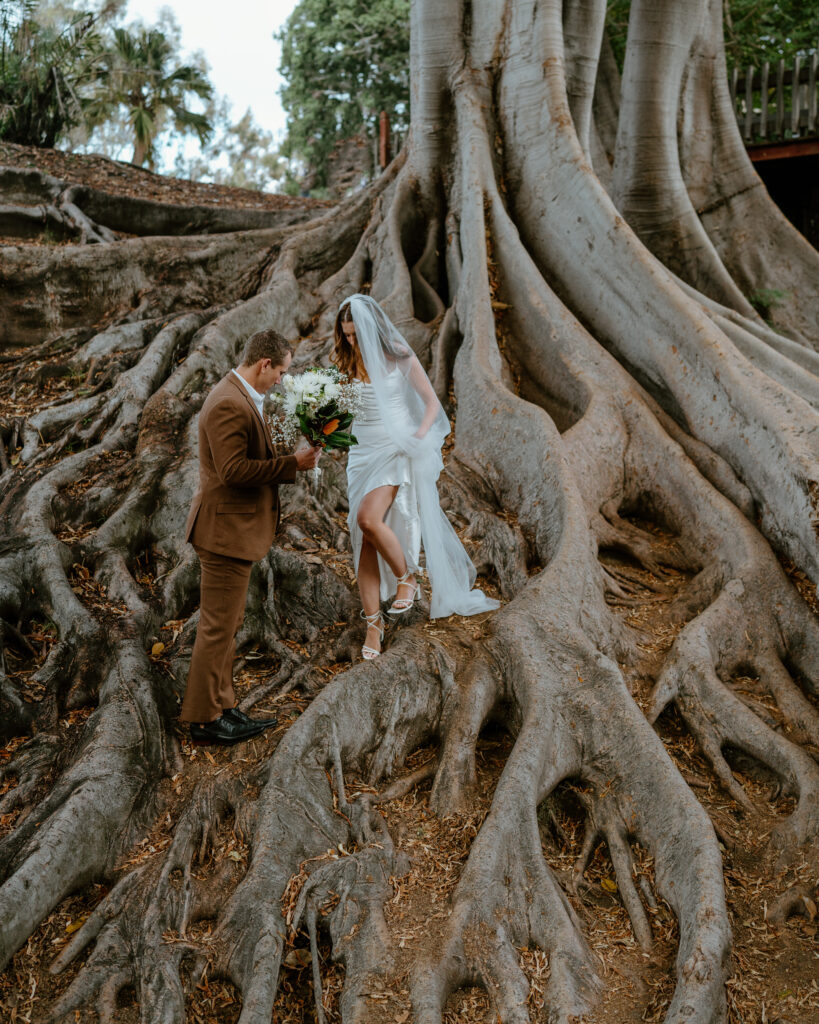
xmin=730 ymin=52 xmax=818 ymax=143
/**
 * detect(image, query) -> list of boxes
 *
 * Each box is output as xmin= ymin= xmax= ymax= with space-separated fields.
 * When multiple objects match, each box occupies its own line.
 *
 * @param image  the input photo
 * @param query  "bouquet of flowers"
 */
xmin=268 ymin=366 xmax=363 ymax=476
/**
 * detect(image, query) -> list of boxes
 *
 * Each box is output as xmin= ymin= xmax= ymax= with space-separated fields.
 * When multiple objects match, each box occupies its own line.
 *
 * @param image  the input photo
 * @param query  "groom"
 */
xmin=180 ymin=327 xmax=320 ymax=745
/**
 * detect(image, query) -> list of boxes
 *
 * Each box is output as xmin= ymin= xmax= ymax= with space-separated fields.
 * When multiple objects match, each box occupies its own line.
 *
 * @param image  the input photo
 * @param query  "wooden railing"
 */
xmin=730 ymin=52 xmax=818 ymax=143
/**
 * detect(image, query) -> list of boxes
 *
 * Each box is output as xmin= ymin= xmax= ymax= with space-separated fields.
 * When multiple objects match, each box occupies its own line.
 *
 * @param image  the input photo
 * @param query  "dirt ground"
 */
xmin=1 ymin=525 xmax=816 ymax=1023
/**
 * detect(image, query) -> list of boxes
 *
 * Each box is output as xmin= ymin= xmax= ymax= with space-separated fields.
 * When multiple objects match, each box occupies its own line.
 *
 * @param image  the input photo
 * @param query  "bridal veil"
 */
xmin=344 ymin=293 xmax=499 ymax=619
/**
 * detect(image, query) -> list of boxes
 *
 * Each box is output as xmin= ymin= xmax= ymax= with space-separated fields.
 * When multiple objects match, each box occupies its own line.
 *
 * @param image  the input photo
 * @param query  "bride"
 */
xmin=332 ymin=293 xmax=499 ymax=659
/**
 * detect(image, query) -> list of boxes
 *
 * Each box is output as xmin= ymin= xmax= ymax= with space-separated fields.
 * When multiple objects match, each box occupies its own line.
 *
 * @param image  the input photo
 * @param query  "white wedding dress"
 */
xmin=341 ymin=293 xmax=499 ymax=620
xmin=347 ymin=368 xmax=422 ymax=603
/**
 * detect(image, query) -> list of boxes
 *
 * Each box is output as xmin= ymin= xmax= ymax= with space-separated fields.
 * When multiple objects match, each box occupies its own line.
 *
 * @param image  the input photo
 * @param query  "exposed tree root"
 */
xmin=0 ymin=164 xmax=318 ymax=242
xmin=499 ymin=0 xmax=819 ymax=586
xmin=764 ymin=882 xmax=818 ymax=927
xmin=678 ymin=0 xmax=819 ymax=345
xmin=0 ymin=167 xmax=116 ymax=244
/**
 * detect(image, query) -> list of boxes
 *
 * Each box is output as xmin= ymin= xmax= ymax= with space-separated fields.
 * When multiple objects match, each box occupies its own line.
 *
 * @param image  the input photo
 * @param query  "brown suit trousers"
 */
xmin=180 ymin=545 xmax=254 ymax=723
xmin=180 ymin=371 xmax=297 ymax=723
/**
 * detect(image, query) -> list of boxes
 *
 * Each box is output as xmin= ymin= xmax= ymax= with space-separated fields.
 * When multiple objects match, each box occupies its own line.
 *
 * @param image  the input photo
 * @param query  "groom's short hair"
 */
xmin=241 ymin=328 xmax=292 ymax=368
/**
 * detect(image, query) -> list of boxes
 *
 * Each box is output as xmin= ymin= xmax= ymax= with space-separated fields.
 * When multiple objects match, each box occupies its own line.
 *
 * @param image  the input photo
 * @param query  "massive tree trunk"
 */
xmin=1 ymin=1 xmax=818 ymax=1022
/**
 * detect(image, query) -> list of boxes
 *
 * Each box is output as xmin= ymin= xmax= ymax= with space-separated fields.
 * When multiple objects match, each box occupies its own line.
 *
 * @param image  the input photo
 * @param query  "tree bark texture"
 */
xmin=0 ymin=1 xmax=817 ymax=1021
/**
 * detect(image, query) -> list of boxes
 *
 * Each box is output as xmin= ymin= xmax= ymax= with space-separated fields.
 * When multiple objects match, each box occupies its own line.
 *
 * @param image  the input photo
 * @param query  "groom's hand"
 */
xmin=294 ymin=443 xmax=321 ymax=471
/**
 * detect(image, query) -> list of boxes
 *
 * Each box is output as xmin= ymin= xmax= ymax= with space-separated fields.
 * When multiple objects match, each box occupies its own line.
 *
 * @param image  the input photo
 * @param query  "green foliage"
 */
xmin=747 ymin=287 xmax=791 ymax=322
xmin=174 ymin=101 xmax=286 ymax=191
xmin=86 ymin=21 xmax=213 ymax=168
xmin=605 ymin=1 xmax=818 ymax=73
xmin=722 ymin=1 xmax=818 ymax=68
xmin=2 ymin=1 xmax=215 ymax=168
xmin=296 ymin=401 xmax=354 ymax=446
xmin=277 ymin=0 xmax=410 ymax=190
xmin=0 ymin=0 xmax=104 ymax=146
xmin=297 ymin=401 xmax=356 ymax=449
xmin=604 ymin=0 xmax=630 ymax=72
xmin=280 ymin=175 xmax=306 ymax=197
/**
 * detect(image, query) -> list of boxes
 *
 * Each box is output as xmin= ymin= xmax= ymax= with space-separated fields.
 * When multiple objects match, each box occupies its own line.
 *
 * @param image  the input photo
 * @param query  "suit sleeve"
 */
xmin=205 ymin=399 xmax=298 ymax=488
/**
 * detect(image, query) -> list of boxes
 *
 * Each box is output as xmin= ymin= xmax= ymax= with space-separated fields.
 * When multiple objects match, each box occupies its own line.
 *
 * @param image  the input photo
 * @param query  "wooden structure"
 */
xmin=378 ymin=110 xmax=391 ymax=169
xmin=730 ymin=52 xmax=819 ymax=161
xmin=729 ymin=50 xmax=818 ymax=247
xmin=375 ymin=111 xmax=407 ymax=170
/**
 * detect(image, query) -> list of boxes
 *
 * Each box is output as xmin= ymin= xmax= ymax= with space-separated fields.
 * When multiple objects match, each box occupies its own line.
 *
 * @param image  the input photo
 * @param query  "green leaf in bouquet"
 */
xmin=325 ymin=431 xmax=357 ymax=449
xmin=297 ymin=412 xmax=320 ymax=443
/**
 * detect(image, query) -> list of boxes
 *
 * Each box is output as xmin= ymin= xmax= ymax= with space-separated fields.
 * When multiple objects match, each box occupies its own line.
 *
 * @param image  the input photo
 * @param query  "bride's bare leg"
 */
xmin=356 ymin=485 xmax=408 ymax=578
xmin=357 ymin=539 xmax=381 ymax=614
xmin=356 ymin=485 xmax=414 ymax=651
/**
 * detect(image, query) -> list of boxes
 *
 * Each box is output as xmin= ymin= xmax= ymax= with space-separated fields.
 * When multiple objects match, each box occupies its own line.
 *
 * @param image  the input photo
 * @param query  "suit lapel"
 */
xmin=226 ymin=372 xmax=275 ymax=456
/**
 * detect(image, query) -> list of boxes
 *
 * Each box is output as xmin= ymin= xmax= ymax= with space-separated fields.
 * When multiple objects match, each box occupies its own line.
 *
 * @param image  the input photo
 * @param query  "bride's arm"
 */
xmin=404 ymin=355 xmax=443 ymax=438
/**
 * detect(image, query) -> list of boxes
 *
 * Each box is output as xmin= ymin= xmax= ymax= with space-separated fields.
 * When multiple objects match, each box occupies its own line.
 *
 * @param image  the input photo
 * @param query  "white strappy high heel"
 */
xmin=388 ymin=570 xmax=420 ymax=615
xmin=361 ymin=609 xmax=385 ymax=659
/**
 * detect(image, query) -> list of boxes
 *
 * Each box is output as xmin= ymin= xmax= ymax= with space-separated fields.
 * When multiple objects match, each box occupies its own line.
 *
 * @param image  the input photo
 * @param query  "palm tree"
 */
xmin=0 ymin=0 xmax=103 ymax=148
xmin=94 ymin=26 xmax=213 ymax=168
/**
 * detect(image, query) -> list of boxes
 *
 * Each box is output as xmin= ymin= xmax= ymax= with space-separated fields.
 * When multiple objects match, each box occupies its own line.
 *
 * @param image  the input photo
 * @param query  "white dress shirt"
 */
xmin=231 ymin=368 xmax=266 ymax=427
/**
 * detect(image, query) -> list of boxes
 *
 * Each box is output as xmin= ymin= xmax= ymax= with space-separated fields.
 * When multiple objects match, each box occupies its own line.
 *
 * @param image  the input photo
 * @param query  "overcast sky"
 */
xmin=125 ymin=0 xmax=300 ymax=141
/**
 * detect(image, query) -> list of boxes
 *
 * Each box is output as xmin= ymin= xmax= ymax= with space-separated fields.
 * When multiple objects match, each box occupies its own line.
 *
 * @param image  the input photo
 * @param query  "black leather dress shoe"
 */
xmin=223 ymin=706 xmax=278 ymax=728
xmin=189 ymin=714 xmax=266 ymax=746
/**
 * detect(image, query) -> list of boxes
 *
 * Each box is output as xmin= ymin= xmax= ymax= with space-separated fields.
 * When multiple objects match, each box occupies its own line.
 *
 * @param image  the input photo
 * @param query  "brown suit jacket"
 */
xmin=185 ymin=371 xmax=297 ymax=561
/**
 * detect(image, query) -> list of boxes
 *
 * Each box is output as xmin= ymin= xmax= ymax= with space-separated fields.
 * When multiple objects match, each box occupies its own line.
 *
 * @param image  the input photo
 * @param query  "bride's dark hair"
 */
xmin=331 ymin=297 xmax=409 ymax=378
xmin=331 ymin=302 xmax=357 ymax=378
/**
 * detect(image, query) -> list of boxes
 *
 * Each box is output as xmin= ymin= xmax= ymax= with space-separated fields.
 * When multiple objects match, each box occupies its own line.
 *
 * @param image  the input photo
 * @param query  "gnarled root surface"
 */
xmin=1 ymin=0 xmax=818 ymax=1021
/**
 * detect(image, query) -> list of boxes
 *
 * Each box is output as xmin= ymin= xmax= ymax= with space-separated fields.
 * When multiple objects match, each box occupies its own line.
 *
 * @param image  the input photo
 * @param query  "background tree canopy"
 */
xmin=278 ymin=0 xmax=817 ymax=193
xmin=277 ymin=0 xmax=410 ymax=191
xmin=0 ymin=0 xmax=214 ymax=167
xmin=0 ymin=0 xmax=104 ymax=148
xmin=173 ymin=101 xmax=286 ymax=192
xmin=0 ymin=0 xmax=280 ymax=185
xmin=83 ymin=22 xmax=213 ymax=168
xmin=4 ymin=0 xmax=816 ymax=191
xmin=605 ymin=0 xmax=818 ymax=71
